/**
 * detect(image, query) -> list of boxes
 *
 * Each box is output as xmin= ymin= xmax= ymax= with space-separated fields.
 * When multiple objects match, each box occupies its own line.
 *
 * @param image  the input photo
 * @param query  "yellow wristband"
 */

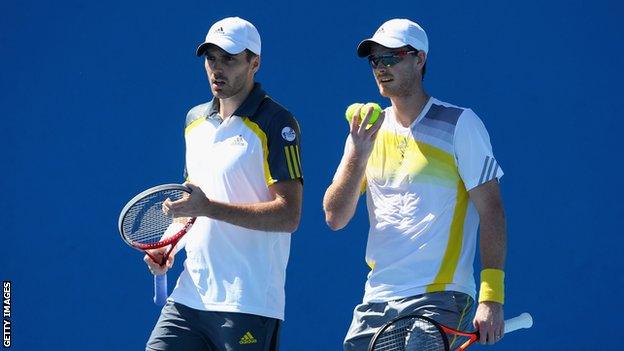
xmin=478 ymin=269 xmax=505 ymax=304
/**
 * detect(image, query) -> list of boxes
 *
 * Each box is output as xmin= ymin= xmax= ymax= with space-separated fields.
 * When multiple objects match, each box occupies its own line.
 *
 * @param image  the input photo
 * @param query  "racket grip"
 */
xmin=153 ymin=274 xmax=168 ymax=306
xmin=504 ymin=312 xmax=533 ymax=334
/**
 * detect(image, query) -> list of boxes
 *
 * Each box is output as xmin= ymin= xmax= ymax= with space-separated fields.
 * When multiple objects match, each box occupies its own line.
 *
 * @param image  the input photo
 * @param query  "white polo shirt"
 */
xmin=168 ymin=84 xmax=303 ymax=320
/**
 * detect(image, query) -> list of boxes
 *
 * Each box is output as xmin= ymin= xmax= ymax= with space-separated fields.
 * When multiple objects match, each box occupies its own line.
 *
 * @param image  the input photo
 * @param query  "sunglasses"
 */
xmin=367 ymin=50 xmax=419 ymax=68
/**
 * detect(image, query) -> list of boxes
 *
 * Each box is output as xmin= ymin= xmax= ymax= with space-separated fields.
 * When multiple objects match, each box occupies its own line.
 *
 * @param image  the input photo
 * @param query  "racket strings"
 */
xmin=121 ymin=189 xmax=187 ymax=244
xmin=372 ymin=317 xmax=447 ymax=351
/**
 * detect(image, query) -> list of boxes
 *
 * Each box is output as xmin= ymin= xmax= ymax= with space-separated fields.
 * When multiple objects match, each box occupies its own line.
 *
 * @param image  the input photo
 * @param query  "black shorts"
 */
xmin=146 ymin=302 xmax=281 ymax=351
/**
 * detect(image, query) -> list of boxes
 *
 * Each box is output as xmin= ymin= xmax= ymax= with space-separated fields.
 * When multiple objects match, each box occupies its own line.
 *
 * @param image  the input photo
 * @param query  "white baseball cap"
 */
xmin=196 ymin=17 xmax=261 ymax=56
xmin=357 ymin=19 xmax=429 ymax=57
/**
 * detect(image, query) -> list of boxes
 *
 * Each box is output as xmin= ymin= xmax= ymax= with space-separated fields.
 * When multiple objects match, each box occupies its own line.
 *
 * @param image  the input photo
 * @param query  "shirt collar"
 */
xmin=206 ymin=83 xmax=266 ymax=120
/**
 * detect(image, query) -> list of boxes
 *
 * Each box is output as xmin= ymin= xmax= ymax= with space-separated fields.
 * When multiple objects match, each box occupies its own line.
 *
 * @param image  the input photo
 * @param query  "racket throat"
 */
xmin=144 ymin=251 xmax=162 ymax=267
xmin=455 ymin=335 xmax=478 ymax=351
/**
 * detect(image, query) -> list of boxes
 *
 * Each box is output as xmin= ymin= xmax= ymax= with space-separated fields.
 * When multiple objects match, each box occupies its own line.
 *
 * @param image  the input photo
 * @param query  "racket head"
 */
xmin=368 ymin=314 xmax=450 ymax=351
xmin=118 ymin=184 xmax=192 ymax=250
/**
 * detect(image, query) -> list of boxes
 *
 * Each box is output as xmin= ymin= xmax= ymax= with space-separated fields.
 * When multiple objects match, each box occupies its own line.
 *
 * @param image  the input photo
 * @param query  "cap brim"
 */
xmin=356 ymin=37 xmax=410 ymax=57
xmin=196 ymin=37 xmax=246 ymax=56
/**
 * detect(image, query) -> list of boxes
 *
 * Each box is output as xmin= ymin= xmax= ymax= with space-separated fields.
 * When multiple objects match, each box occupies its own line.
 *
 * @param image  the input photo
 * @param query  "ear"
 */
xmin=251 ymin=56 xmax=261 ymax=74
xmin=417 ymin=51 xmax=427 ymax=68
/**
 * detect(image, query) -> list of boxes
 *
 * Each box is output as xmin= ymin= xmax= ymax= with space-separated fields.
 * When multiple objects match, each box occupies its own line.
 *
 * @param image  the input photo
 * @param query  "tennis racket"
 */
xmin=368 ymin=312 xmax=533 ymax=351
xmin=118 ymin=184 xmax=196 ymax=306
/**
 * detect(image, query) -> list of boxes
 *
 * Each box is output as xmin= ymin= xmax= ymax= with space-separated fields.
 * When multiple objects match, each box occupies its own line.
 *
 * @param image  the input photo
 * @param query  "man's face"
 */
xmin=368 ymin=44 xmax=423 ymax=98
xmin=203 ymin=45 xmax=259 ymax=99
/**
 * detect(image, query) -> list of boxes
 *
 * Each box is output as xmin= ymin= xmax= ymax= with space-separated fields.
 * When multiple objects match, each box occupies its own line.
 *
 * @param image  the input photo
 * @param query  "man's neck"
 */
xmin=218 ymin=81 xmax=255 ymax=119
xmin=390 ymin=89 xmax=430 ymax=128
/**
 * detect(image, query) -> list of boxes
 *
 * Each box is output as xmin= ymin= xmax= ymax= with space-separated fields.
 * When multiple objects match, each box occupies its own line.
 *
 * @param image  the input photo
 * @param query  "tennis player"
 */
xmin=144 ymin=17 xmax=303 ymax=351
xmin=323 ymin=19 xmax=507 ymax=350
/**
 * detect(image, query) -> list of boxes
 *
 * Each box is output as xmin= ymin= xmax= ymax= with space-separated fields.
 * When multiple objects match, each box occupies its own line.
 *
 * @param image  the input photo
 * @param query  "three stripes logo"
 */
xmin=284 ymin=145 xmax=302 ymax=180
xmin=239 ymin=331 xmax=258 ymax=345
xmin=478 ymin=156 xmax=499 ymax=185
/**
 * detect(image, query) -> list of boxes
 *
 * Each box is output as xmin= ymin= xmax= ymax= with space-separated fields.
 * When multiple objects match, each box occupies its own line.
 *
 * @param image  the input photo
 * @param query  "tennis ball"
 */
xmin=360 ymin=103 xmax=381 ymax=126
xmin=345 ymin=103 xmax=364 ymax=124
xmin=345 ymin=102 xmax=381 ymax=127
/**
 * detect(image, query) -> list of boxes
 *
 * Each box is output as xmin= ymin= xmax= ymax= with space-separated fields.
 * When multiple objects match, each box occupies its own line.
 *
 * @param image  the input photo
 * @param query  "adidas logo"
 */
xmin=239 ymin=331 xmax=257 ymax=345
xmin=230 ymin=135 xmax=246 ymax=146
xmin=214 ymin=26 xmax=225 ymax=35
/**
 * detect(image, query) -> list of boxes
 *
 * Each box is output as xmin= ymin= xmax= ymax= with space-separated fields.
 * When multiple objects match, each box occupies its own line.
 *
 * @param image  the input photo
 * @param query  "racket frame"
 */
xmin=368 ymin=314 xmax=454 ymax=351
xmin=368 ymin=312 xmax=533 ymax=351
xmin=118 ymin=183 xmax=197 ymax=306
xmin=118 ymin=184 xmax=195 ymax=265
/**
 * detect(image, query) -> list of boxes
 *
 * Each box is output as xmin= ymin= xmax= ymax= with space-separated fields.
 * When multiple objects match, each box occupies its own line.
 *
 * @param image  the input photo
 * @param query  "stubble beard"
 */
xmin=377 ymin=67 xmax=420 ymax=98
xmin=379 ymin=76 xmax=419 ymax=98
xmin=209 ymin=68 xmax=250 ymax=99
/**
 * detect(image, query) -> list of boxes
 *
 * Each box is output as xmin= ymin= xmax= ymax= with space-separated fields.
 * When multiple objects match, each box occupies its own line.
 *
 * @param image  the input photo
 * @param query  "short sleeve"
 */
xmin=266 ymin=111 xmax=303 ymax=184
xmin=454 ymin=110 xmax=504 ymax=190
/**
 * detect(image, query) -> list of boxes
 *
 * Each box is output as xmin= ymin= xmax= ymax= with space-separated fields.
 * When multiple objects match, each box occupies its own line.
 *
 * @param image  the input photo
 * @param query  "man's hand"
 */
xmin=143 ymin=247 xmax=175 ymax=275
xmin=473 ymin=301 xmax=504 ymax=345
xmin=162 ymin=182 xmax=211 ymax=218
xmin=348 ymin=105 xmax=385 ymax=161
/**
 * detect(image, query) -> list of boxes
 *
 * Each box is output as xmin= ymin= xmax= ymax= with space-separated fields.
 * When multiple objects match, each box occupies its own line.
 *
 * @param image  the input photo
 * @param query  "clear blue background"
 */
xmin=2 ymin=0 xmax=622 ymax=349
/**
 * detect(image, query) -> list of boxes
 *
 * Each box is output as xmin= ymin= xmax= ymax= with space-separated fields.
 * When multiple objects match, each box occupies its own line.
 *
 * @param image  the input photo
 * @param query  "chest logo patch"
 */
xmin=230 ymin=135 xmax=247 ymax=147
xmin=281 ymin=126 xmax=296 ymax=142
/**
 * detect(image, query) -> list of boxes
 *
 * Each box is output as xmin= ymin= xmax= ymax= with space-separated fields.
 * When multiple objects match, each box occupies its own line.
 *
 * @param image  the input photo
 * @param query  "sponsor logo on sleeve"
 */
xmin=281 ymin=127 xmax=296 ymax=142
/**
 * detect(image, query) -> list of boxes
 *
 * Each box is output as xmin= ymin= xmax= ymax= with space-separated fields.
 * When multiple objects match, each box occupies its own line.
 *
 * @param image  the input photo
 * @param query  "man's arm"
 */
xmin=164 ymin=179 xmax=302 ymax=233
xmin=468 ymin=178 xmax=507 ymax=345
xmin=323 ymin=109 xmax=384 ymax=230
xmin=323 ymin=149 xmax=367 ymax=230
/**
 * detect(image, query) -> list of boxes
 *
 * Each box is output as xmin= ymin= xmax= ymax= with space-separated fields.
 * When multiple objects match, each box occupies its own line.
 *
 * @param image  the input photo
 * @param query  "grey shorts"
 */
xmin=146 ymin=302 xmax=281 ymax=351
xmin=343 ymin=291 xmax=475 ymax=351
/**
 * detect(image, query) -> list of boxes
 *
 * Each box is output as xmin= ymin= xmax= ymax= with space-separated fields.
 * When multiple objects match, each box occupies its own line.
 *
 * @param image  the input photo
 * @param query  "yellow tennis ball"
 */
xmin=360 ymin=102 xmax=381 ymax=126
xmin=345 ymin=103 xmax=364 ymax=124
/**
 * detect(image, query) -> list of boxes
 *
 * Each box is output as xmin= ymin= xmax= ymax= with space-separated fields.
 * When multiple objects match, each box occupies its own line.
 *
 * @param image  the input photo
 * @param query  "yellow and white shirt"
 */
xmin=169 ymin=84 xmax=303 ymax=320
xmin=337 ymin=97 xmax=503 ymax=303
